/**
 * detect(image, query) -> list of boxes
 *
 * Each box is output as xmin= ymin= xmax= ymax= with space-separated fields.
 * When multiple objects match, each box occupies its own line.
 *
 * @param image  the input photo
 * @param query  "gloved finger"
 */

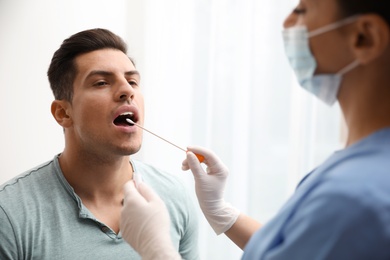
xmin=123 ymin=180 xmax=137 ymax=197
xmin=136 ymin=182 xmax=161 ymax=203
xmin=186 ymin=151 xmax=206 ymax=176
xmin=182 ymin=157 xmax=190 ymax=171
xmin=123 ymin=180 xmax=147 ymax=205
xmin=187 ymin=145 xmax=221 ymax=167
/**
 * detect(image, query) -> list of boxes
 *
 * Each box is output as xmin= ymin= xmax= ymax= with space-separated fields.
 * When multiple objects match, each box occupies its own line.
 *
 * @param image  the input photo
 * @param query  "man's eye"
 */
xmin=95 ymin=81 xmax=109 ymax=87
xmin=129 ymin=80 xmax=138 ymax=86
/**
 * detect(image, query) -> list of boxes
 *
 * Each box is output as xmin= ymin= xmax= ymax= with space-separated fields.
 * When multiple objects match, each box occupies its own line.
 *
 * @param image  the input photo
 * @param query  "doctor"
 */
xmin=120 ymin=0 xmax=390 ymax=259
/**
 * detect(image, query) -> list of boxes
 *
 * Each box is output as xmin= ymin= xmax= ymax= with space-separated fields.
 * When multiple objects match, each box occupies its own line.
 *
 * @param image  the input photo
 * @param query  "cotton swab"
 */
xmin=126 ymin=118 xmax=205 ymax=162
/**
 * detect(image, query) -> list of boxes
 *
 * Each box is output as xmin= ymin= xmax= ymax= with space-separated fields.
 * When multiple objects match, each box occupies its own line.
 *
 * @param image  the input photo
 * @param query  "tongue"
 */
xmin=116 ymin=121 xmax=129 ymax=126
xmin=114 ymin=116 xmax=131 ymax=126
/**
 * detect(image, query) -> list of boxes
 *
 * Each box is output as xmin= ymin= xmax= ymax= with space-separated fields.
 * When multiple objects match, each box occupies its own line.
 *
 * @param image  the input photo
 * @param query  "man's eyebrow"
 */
xmin=125 ymin=70 xmax=140 ymax=78
xmin=86 ymin=70 xmax=140 ymax=78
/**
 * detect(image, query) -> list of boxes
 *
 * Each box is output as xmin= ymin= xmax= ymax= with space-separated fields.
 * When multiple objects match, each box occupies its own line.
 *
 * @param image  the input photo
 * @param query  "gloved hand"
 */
xmin=182 ymin=146 xmax=240 ymax=235
xmin=120 ymin=181 xmax=181 ymax=260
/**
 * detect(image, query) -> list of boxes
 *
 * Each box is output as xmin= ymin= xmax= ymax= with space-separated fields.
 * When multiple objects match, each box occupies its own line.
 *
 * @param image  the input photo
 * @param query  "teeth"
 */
xmin=120 ymin=112 xmax=133 ymax=116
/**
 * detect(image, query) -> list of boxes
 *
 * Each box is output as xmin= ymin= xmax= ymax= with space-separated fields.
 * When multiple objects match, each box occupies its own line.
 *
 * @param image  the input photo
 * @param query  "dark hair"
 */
xmin=47 ymin=28 xmax=134 ymax=101
xmin=338 ymin=0 xmax=390 ymax=25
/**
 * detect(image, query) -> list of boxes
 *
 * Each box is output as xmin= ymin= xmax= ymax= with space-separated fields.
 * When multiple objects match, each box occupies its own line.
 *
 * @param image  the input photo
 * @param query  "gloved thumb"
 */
xmin=186 ymin=151 xmax=205 ymax=177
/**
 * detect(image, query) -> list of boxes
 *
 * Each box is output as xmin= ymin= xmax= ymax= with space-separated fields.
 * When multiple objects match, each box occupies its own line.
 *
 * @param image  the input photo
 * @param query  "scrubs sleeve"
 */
xmin=0 ymin=205 xmax=19 ymax=259
xmin=263 ymin=183 xmax=389 ymax=260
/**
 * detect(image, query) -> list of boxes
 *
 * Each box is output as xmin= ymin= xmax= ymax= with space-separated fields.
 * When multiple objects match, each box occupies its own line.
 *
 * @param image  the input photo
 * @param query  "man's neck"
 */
xmin=58 ymin=148 xmax=133 ymax=202
xmin=58 ymin=148 xmax=134 ymax=233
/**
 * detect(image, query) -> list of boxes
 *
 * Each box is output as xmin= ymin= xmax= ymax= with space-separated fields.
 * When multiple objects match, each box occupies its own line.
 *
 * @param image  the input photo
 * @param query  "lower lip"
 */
xmin=115 ymin=124 xmax=137 ymax=133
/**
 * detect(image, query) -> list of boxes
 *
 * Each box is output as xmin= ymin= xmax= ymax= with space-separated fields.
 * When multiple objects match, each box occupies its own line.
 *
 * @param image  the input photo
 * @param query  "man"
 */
xmin=0 ymin=28 xmax=199 ymax=259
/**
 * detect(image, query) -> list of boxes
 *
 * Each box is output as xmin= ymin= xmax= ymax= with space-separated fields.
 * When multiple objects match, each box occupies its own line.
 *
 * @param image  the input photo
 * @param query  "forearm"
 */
xmin=224 ymin=213 xmax=262 ymax=250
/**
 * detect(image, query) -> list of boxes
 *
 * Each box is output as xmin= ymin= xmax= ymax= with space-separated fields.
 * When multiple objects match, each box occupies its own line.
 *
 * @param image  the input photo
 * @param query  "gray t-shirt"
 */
xmin=0 ymin=155 xmax=199 ymax=259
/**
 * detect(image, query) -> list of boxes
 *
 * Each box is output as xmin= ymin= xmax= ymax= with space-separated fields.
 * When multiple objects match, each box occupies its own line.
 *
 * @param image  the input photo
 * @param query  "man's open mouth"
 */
xmin=114 ymin=112 xmax=137 ymax=126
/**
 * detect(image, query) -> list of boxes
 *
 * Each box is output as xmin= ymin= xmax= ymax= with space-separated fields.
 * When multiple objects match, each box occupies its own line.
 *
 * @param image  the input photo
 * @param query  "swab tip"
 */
xmin=126 ymin=118 xmax=135 ymax=125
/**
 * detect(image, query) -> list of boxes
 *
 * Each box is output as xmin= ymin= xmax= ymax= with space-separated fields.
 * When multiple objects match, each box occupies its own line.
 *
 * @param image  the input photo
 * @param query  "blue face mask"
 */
xmin=282 ymin=16 xmax=360 ymax=106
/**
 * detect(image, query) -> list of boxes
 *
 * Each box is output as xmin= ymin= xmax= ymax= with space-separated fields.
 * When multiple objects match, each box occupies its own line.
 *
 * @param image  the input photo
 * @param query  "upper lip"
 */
xmin=113 ymin=105 xmax=139 ymax=124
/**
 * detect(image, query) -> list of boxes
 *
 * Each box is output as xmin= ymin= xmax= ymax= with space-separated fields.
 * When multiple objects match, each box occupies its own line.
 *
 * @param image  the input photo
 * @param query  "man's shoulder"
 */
xmin=0 ymin=159 xmax=57 ymax=203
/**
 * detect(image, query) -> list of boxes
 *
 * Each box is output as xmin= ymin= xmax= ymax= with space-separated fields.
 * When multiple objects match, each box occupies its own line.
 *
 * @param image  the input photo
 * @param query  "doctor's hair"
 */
xmin=47 ymin=28 xmax=135 ymax=102
xmin=338 ymin=0 xmax=390 ymax=25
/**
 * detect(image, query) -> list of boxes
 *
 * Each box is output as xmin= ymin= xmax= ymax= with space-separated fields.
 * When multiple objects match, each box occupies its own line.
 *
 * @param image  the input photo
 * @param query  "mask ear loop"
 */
xmin=308 ymin=15 xmax=361 ymax=38
xmin=337 ymin=60 xmax=360 ymax=75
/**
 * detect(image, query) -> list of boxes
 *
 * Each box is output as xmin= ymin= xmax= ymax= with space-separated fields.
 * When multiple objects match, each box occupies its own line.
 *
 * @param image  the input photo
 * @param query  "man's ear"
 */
xmin=51 ymin=100 xmax=73 ymax=128
xmin=352 ymin=14 xmax=390 ymax=64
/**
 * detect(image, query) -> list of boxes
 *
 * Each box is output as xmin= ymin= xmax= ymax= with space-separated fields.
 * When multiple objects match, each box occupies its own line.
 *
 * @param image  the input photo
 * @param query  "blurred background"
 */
xmin=0 ymin=0 xmax=345 ymax=259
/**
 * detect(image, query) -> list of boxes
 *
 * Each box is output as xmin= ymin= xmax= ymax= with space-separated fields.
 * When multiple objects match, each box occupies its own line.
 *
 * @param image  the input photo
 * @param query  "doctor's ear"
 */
xmin=353 ymin=14 xmax=390 ymax=64
xmin=51 ymin=100 xmax=73 ymax=128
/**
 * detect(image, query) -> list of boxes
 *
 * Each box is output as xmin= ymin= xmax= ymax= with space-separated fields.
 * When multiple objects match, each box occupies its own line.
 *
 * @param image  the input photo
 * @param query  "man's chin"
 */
xmin=124 ymin=144 xmax=142 ymax=156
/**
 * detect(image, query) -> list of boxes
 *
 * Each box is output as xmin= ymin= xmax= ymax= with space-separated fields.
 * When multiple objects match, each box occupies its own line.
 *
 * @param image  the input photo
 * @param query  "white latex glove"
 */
xmin=182 ymin=146 xmax=240 ymax=235
xmin=120 ymin=181 xmax=181 ymax=260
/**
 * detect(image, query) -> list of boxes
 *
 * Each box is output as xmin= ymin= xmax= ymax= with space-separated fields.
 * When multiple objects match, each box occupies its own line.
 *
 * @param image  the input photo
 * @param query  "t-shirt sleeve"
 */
xmin=0 ymin=204 xmax=19 ymax=259
xmin=262 ymin=183 xmax=389 ymax=260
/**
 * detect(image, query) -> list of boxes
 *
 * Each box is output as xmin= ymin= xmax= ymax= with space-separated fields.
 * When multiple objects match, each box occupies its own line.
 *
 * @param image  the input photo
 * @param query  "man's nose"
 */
xmin=117 ymin=80 xmax=135 ymax=102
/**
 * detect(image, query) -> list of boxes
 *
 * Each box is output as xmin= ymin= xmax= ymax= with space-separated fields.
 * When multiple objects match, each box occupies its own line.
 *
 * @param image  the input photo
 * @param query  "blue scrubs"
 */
xmin=242 ymin=127 xmax=390 ymax=260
